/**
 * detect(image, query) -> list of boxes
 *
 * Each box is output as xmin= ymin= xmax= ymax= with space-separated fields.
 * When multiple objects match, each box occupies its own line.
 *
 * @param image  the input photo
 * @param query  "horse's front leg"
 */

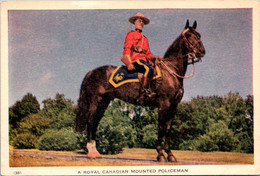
xmin=157 ymin=105 xmax=178 ymax=162
xmin=164 ymin=117 xmax=177 ymax=162
xmin=156 ymin=108 xmax=168 ymax=162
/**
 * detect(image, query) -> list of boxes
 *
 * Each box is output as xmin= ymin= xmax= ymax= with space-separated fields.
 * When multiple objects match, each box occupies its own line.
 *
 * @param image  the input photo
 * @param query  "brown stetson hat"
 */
xmin=129 ymin=12 xmax=150 ymax=25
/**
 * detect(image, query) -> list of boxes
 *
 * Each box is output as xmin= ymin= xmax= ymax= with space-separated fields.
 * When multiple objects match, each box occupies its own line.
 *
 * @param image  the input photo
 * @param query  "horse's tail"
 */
xmin=74 ymin=73 xmax=91 ymax=132
xmin=74 ymin=65 xmax=116 ymax=133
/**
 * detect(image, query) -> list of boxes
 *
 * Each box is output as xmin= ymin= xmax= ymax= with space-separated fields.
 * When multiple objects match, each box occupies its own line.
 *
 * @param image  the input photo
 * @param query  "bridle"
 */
xmin=158 ymin=28 xmax=203 ymax=79
xmin=181 ymin=28 xmax=203 ymax=65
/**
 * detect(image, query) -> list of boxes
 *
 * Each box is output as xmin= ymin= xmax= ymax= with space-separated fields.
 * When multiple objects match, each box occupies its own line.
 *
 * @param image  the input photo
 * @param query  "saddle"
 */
xmin=109 ymin=63 xmax=161 ymax=88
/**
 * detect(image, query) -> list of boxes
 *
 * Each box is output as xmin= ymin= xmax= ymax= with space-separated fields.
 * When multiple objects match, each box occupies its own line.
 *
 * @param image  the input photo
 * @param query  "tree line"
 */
xmin=9 ymin=92 xmax=253 ymax=154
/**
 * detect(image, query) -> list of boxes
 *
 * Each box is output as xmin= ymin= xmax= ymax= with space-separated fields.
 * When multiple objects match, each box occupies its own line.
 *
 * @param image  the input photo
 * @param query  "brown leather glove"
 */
xmin=150 ymin=56 xmax=162 ymax=62
xmin=121 ymin=55 xmax=135 ymax=71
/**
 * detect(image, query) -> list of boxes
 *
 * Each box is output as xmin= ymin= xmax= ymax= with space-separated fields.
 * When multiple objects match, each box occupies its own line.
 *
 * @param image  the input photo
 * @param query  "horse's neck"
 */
xmin=163 ymin=39 xmax=188 ymax=76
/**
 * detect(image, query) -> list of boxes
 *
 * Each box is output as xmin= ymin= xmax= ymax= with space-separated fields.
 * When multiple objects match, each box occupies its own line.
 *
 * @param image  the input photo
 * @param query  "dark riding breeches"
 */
xmin=132 ymin=59 xmax=154 ymax=79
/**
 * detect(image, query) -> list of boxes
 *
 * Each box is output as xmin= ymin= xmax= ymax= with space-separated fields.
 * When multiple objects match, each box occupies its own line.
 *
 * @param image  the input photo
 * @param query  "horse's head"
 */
xmin=182 ymin=20 xmax=206 ymax=59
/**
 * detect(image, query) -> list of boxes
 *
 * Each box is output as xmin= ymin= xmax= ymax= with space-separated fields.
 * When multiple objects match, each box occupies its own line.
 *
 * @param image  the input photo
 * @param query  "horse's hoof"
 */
xmin=157 ymin=155 xmax=167 ymax=162
xmin=86 ymin=152 xmax=102 ymax=158
xmin=167 ymin=154 xmax=177 ymax=162
xmin=86 ymin=141 xmax=102 ymax=158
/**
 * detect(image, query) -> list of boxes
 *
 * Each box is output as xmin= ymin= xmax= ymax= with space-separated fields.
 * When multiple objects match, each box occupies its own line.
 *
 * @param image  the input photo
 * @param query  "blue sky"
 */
xmin=8 ymin=8 xmax=252 ymax=106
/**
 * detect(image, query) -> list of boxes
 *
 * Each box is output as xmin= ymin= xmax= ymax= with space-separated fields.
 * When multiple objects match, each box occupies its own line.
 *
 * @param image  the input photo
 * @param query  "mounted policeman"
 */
xmin=75 ymin=13 xmax=205 ymax=162
xmin=121 ymin=12 xmax=162 ymax=102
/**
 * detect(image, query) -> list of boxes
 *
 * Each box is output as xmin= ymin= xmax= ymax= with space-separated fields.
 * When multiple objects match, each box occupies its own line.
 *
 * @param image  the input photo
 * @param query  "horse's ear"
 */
xmin=185 ymin=19 xmax=189 ymax=29
xmin=192 ymin=21 xmax=197 ymax=29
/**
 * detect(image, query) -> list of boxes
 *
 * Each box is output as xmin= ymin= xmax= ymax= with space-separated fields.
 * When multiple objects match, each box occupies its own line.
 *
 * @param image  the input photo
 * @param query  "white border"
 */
xmin=1 ymin=1 xmax=260 ymax=175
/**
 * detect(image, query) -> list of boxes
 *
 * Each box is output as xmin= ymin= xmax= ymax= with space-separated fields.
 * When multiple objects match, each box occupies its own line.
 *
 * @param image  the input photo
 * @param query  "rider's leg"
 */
xmin=133 ymin=59 xmax=156 ymax=99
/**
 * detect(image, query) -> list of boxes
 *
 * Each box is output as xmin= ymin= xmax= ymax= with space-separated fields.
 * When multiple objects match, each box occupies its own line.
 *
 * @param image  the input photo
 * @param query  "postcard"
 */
xmin=1 ymin=0 xmax=260 ymax=175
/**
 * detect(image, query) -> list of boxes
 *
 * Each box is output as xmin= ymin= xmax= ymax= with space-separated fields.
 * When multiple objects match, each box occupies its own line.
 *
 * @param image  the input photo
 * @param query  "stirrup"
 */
xmin=143 ymin=88 xmax=156 ymax=98
xmin=138 ymin=90 xmax=156 ymax=104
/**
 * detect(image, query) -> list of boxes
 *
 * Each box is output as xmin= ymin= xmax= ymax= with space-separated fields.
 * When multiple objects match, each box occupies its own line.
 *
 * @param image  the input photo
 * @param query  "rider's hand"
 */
xmin=127 ymin=64 xmax=135 ymax=71
xmin=155 ymin=56 xmax=163 ymax=60
xmin=150 ymin=56 xmax=162 ymax=61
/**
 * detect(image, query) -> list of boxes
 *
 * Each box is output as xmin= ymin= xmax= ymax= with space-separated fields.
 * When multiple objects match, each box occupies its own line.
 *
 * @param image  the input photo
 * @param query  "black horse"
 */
xmin=75 ymin=20 xmax=205 ymax=162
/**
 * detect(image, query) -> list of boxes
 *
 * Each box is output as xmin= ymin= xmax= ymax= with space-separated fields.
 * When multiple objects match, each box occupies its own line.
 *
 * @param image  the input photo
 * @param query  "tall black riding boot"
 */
xmin=139 ymin=77 xmax=156 ymax=103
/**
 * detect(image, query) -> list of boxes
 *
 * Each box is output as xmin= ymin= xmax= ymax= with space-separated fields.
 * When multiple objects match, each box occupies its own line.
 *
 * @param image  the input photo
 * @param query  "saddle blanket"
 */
xmin=109 ymin=65 xmax=161 ymax=88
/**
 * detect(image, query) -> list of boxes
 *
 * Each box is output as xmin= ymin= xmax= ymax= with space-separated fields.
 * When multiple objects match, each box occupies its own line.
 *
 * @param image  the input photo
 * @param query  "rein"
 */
xmin=156 ymin=29 xmax=202 ymax=79
xmin=158 ymin=57 xmax=196 ymax=79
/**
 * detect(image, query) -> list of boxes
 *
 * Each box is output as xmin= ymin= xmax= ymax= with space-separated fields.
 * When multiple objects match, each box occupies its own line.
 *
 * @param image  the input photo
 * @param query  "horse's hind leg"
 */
xmin=85 ymin=102 xmax=101 ymax=158
xmin=86 ymin=94 xmax=110 ymax=158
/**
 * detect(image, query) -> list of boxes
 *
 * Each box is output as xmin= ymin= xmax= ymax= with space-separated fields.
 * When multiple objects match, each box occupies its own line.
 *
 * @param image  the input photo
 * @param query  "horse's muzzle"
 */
xmin=195 ymin=49 xmax=205 ymax=58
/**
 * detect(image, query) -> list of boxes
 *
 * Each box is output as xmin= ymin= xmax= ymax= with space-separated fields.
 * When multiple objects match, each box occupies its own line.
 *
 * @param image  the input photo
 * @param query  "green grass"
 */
xmin=10 ymin=147 xmax=253 ymax=167
xmin=106 ymin=148 xmax=253 ymax=164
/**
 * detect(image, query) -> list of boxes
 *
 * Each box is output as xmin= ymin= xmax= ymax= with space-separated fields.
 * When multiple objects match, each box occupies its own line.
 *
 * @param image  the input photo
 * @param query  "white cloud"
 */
xmin=39 ymin=72 xmax=54 ymax=85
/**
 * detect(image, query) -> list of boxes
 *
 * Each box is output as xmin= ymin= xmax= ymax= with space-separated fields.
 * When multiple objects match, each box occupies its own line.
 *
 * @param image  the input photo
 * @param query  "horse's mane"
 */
xmin=163 ymin=35 xmax=183 ymax=59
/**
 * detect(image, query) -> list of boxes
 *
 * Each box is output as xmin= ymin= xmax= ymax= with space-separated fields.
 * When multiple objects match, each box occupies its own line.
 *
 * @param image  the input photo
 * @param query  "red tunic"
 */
xmin=123 ymin=30 xmax=153 ymax=63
